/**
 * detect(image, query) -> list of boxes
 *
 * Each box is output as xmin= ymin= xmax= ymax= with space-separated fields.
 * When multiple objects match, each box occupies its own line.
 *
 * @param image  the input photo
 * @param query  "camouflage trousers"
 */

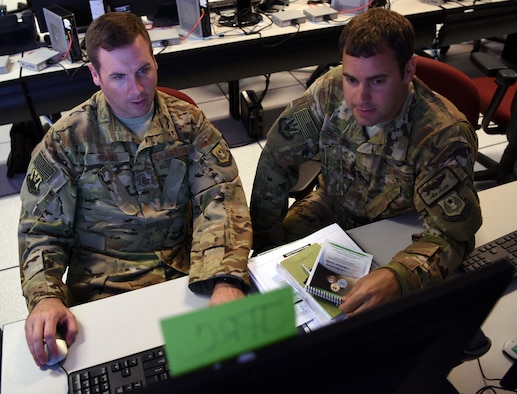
xmin=283 ymin=187 xmax=358 ymax=243
xmin=69 ymin=262 xmax=186 ymax=306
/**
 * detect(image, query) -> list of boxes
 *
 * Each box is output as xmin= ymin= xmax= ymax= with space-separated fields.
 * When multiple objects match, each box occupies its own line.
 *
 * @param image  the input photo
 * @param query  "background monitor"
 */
xmin=218 ymin=0 xmax=262 ymax=27
xmin=30 ymin=0 xmax=93 ymax=33
xmin=146 ymin=0 xmax=179 ymax=27
xmin=105 ymin=0 xmax=159 ymax=18
xmin=144 ymin=259 xmax=513 ymax=394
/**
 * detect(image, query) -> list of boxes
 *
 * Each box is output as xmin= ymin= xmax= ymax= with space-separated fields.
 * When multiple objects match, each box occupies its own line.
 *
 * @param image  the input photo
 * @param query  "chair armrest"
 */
xmin=471 ymin=51 xmax=511 ymax=77
xmin=495 ymin=68 xmax=517 ymax=87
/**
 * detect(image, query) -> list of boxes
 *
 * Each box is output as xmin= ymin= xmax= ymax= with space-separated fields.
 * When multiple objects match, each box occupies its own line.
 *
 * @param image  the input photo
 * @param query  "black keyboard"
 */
xmin=68 ymin=345 xmax=171 ymax=394
xmin=462 ymin=230 xmax=517 ymax=276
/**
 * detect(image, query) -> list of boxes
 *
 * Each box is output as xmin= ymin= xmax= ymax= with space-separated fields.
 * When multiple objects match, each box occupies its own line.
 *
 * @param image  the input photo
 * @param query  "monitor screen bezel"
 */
xmin=145 ymin=260 xmax=513 ymax=394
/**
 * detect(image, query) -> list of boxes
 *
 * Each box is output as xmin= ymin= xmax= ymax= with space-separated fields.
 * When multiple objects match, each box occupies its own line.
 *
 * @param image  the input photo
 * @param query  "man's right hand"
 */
xmin=24 ymin=298 xmax=78 ymax=366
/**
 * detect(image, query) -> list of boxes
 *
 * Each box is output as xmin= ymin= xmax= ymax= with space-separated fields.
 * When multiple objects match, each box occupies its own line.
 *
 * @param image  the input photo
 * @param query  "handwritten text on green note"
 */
xmin=160 ymin=287 xmax=296 ymax=376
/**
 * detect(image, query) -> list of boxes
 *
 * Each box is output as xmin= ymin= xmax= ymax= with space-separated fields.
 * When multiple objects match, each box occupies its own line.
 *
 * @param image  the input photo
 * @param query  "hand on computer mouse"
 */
xmin=43 ymin=337 xmax=68 ymax=365
xmin=24 ymin=298 xmax=78 ymax=367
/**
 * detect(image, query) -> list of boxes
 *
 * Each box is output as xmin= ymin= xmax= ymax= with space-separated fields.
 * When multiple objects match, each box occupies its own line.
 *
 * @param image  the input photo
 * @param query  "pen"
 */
xmin=301 ymin=264 xmax=312 ymax=276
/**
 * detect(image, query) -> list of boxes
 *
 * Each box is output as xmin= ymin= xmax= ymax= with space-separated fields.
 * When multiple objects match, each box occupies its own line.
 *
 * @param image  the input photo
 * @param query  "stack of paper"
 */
xmin=248 ymin=223 xmax=375 ymax=331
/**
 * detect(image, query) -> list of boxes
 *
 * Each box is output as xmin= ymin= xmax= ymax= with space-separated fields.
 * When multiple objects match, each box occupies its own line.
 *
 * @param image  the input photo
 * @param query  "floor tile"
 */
xmin=0 ymin=194 xmax=21 ymax=271
xmin=0 ymin=266 xmax=28 ymax=329
xmin=231 ymin=142 xmax=263 ymax=201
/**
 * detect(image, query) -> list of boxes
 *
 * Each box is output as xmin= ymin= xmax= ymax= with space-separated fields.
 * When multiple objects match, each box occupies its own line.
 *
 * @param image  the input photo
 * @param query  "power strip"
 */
xmin=148 ymin=28 xmax=180 ymax=47
xmin=18 ymin=47 xmax=61 ymax=71
xmin=271 ymin=10 xmax=307 ymax=27
xmin=0 ymin=55 xmax=9 ymax=74
xmin=303 ymin=7 xmax=338 ymax=22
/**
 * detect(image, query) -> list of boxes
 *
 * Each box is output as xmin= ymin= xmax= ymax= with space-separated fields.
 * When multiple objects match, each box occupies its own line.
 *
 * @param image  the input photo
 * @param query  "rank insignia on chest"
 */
xmin=211 ymin=143 xmax=231 ymax=166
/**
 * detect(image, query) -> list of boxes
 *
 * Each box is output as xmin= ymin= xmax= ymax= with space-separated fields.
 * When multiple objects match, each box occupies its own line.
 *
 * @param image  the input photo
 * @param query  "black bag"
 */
xmin=6 ymin=120 xmax=48 ymax=178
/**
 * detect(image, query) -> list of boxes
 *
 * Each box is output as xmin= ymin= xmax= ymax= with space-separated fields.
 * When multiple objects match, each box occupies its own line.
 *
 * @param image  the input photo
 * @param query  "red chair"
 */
xmin=291 ymin=57 xmax=483 ymax=200
xmin=157 ymin=86 xmax=198 ymax=107
xmin=414 ymin=56 xmax=481 ymax=129
xmin=469 ymin=52 xmax=517 ymax=184
xmin=415 ymin=55 xmax=517 ymax=184
xmin=290 ymin=55 xmax=515 ymax=200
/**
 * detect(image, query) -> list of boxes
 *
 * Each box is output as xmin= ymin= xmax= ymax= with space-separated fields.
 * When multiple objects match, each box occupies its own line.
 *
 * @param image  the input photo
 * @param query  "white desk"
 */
xmin=6 ymin=0 xmax=517 ymax=125
xmin=1 ymin=277 xmax=210 ymax=394
xmin=348 ymin=181 xmax=517 ymax=393
xmin=2 ymin=181 xmax=517 ymax=393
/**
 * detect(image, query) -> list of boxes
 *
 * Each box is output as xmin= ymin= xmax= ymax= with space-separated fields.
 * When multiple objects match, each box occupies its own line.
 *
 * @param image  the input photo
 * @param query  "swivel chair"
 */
xmin=469 ymin=51 xmax=517 ymax=183
xmin=289 ymin=56 xmax=485 ymax=201
xmin=157 ymin=86 xmax=198 ymax=107
xmin=20 ymin=86 xmax=197 ymax=172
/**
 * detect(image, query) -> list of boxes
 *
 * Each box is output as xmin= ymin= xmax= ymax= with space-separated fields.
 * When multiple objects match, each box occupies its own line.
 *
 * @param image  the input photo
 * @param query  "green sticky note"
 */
xmin=160 ymin=287 xmax=296 ymax=376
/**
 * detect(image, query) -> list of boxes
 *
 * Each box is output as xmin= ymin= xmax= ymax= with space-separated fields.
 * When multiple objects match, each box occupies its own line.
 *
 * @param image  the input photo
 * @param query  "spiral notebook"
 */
xmin=305 ymin=240 xmax=373 ymax=305
xmin=277 ymin=243 xmax=343 ymax=322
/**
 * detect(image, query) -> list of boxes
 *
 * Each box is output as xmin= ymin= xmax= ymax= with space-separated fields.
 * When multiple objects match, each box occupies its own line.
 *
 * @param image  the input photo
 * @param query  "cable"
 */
xmin=472 ymin=357 xmax=517 ymax=394
xmin=180 ymin=9 xmax=206 ymax=41
xmin=261 ymin=20 xmax=301 ymax=48
xmin=258 ymin=73 xmax=271 ymax=104
xmin=61 ymin=31 xmax=74 ymax=61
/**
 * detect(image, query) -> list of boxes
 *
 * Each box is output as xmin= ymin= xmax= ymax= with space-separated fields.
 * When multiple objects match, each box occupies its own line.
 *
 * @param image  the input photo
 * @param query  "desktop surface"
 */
xmin=141 ymin=260 xmax=513 ymax=394
xmin=2 ymin=188 xmax=517 ymax=393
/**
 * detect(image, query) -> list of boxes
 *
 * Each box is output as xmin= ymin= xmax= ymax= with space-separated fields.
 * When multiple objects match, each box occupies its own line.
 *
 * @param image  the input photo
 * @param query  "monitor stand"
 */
xmin=147 ymin=0 xmax=179 ymax=27
xmin=218 ymin=0 xmax=262 ymax=27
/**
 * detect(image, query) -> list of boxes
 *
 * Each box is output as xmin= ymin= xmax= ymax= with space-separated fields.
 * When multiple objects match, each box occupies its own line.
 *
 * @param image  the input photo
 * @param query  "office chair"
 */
xmin=157 ymin=86 xmax=198 ymax=107
xmin=414 ymin=56 xmax=481 ymax=128
xmin=290 ymin=56 xmax=484 ymax=201
xmin=469 ymin=51 xmax=517 ymax=183
xmin=16 ymin=86 xmax=197 ymax=175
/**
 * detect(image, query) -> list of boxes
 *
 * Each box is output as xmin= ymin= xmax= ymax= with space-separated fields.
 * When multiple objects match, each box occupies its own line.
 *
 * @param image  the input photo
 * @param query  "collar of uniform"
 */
xmin=93 ymin=92 xmax=140 ymax=143
xmin=93 ymin=91 xmax=179 ymax=145
xmin=356 ymin=84 xmax=416 ymax=161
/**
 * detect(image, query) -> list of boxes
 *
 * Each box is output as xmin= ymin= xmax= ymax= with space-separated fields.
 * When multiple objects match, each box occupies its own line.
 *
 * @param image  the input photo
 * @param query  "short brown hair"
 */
xmin=338 ymin=8 xmax=415 ymax=77
xmin=85 ymin=12 xmax=152 ymax=72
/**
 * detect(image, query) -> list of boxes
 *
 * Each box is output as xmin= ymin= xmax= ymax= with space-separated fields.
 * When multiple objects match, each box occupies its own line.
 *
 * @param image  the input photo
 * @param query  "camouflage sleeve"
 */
xmin=18 ymin=134 xmax=77 ymax=311
xmin=250 ymin=93 xmax=323 ymax=252
xmin=186 ymin=116 xmax=253 ymax=294
xmin=383 ymin=123 xmax=482 ymax=295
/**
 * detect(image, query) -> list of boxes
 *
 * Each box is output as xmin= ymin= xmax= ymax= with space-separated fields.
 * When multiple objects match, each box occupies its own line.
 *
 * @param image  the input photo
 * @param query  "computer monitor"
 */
xmin=105 ymin=0 xmax=159 ymax=18
xmin=146 ymin=0 xmax=179 ymax=27
xmin=218 ymin=0 xmax=262 ymax=27
xmin=144 ymin=259 xmax=513 ymax=394
xmin=30 ymin=0 xmax=93 ymax=33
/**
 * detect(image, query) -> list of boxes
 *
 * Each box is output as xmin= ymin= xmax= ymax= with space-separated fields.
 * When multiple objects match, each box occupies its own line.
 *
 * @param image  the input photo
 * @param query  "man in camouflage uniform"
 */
xmin=19 ymin=12 xmax=252 ymax=366
xmin=250 ymin=8 xmax=481 ymax=317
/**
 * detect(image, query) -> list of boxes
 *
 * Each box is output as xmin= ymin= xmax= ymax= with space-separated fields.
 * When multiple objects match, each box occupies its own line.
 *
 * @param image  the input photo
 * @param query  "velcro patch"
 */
xmin=211 ymin=143 xmax=231 ymax=167
xmin=417 ymin=168 xmax=459 ymax=206
xmin=85 ymin=152 xmax=130 ymax=165
xmin=153 ymin=145 xmax=192 ymax=161
xmin=26 ymin=152 xmax=56 ymax=195
xmin=437 ymin=191 xmax=466 ymax=218
xmin=293 ymin=108 xmax=318 ymax=138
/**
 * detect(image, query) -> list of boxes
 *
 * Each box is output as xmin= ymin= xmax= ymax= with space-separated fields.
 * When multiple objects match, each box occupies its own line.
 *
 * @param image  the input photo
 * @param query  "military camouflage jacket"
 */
xmin=251 ymin=65 xmax=481 ymax=295
xmin=19 ymin=90 xmax=252 ymax=311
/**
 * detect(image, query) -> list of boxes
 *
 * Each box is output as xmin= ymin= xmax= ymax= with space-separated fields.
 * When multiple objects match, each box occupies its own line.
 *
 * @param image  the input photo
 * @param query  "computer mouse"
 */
xmin=503 ymin=337 xmax=517 ymax=360
xmin=44 ymin=338 xmax=68 ymax=365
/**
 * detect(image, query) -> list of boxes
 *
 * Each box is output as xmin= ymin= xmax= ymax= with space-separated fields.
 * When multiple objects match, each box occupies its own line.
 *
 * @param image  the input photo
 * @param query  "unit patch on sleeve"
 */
xmin=417 ymin=167 xmax=459 ymax=206
xmin=211 ymin=143 xmax=231 ymax=167
xmin=26 ymin=151 xmax=56 ymax=195
xmin=437 ymin=191 xmax=467 ymax=219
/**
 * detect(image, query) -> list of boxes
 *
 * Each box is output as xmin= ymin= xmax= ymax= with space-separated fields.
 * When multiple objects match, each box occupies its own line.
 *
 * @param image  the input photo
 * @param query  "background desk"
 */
xmin=2 ymin=0 xmax=517 ymax=126
xmin=2 ymin=180 xmax=517 ymax=393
